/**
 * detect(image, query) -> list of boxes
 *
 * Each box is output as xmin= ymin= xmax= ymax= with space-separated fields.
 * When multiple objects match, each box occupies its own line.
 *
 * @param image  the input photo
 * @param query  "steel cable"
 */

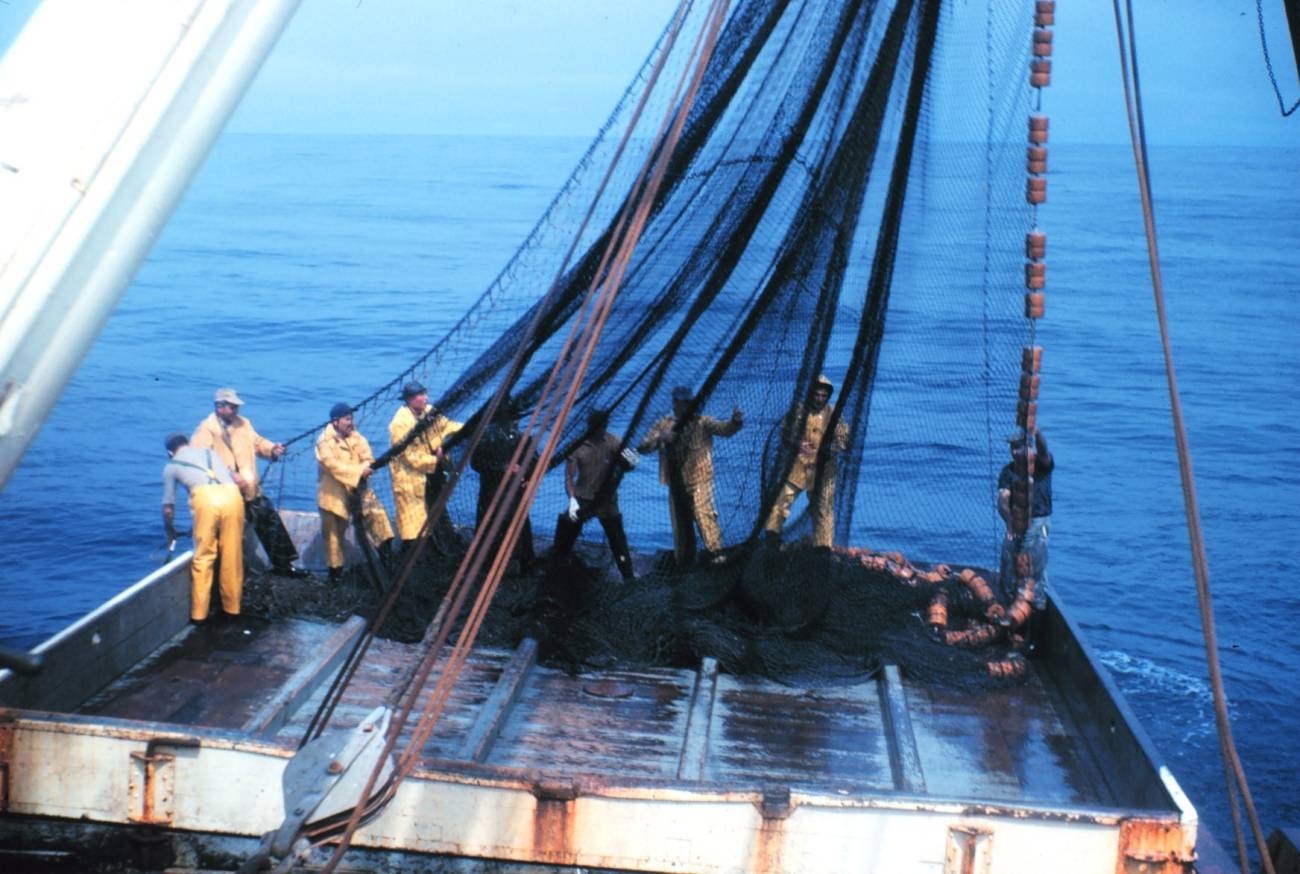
xmin=1112 ymin=3 xmax=1276 ymax=872
xmin=308 ymin=2 xmax=731 ymax=870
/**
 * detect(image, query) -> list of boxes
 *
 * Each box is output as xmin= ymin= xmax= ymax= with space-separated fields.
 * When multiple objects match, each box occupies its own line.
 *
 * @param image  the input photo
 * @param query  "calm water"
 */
xmin=0 ymin=135 xmax=1296 ymax=851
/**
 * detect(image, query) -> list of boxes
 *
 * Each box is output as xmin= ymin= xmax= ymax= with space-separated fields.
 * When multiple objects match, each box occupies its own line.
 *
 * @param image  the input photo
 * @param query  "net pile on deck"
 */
xmin=251 ymin=0 xmax=1041 ymax=689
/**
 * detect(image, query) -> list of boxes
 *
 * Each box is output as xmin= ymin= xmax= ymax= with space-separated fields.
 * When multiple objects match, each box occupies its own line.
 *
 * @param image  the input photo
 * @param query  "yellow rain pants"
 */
xmin=189 ymin=483 xmax=245 ymax=620
xmin=320 ymin=490 xmax=394 ymax=569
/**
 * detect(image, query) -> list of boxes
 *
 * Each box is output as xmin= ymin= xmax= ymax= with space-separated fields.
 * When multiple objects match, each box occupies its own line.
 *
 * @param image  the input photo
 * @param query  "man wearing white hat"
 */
xmin=192 ymin=387 xmax=308 ymax=578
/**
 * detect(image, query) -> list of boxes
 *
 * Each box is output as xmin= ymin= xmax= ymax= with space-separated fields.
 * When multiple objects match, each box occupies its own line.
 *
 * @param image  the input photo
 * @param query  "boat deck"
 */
xmin=75 ymin=614 xmax=1110 ymax=808
xmin=0 ymin=553 xmax=1196 ymax=873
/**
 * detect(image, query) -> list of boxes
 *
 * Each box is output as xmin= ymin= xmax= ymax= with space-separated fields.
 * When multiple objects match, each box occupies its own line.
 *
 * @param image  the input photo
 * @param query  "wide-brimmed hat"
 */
xmin=329 ymin=402 xmax=354 ymax=421
xmin=164 ymin=431 xmax=188 ymax=452
xmin=214 ymin=387 xmax=244 ymax=406
xmin=400 ymin=381 xmax=427 ymax=400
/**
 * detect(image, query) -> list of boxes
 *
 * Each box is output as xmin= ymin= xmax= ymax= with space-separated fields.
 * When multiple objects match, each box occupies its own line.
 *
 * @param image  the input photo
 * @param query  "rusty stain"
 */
xmin=751 ymin=788 xmax=792 ymax=873
xmin=129 ymin=748 xmax=174 ymax=824
xmin=1116 ymin=817 xmax=1195 ymax=874
xmin=582 ymin=680 xmax=634 ymax=699
xmin=531 ymin=779 xmax=577 ymax=863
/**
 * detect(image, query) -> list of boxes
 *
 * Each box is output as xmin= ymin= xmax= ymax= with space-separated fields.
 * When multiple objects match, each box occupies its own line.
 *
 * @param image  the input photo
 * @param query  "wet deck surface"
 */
xmin=80 ymin=616 xmax=1107 ymax=807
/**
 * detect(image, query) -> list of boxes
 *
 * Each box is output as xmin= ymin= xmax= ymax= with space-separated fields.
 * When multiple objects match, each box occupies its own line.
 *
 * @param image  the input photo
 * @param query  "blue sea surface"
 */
xmin=0 ymin=135 xmax=1296 ymax=852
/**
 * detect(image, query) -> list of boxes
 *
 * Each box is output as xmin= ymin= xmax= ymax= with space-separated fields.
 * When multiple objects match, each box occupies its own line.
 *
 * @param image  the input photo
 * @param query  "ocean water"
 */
xmin=0 ymin=134 xmax=1296 ymax=854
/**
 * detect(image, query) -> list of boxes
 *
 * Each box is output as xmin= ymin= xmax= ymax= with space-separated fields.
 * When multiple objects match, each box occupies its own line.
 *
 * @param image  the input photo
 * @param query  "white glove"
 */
xmin=567 ymin=496 xmax=580 ymax=522
xmin=620 ymin=447 xmax=640 ymax=469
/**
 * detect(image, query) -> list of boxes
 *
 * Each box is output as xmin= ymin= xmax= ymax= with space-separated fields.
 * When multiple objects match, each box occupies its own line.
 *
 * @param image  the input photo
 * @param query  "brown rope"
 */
xmin=1111 ymin=3 xmax=1275 ymax=873
xmin=296 ymin=0 xmax=704 ymax=752
xmin=391 ymin=0 xmax=733 ymax=785
xmin=309 ymin=2 xmax=732 ymax=870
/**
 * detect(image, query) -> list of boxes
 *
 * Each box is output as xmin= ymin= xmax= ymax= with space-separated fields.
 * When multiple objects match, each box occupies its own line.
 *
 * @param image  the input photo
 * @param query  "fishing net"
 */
xmin=248 ymin=0 xmax=1041 ymax=690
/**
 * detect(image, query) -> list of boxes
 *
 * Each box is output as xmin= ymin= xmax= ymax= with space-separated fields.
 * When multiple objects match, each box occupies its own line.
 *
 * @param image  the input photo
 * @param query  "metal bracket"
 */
xmin=128 ymin=737 xmax=200 ymax=825
xmin=945 ymin=825 xmax=993 ymax=874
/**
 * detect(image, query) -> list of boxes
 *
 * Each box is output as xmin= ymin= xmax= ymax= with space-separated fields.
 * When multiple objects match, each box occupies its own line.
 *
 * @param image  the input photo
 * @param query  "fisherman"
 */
xmin=553 ymin=409 xmax=640 ymax=582
xmin=997 ymin=426 xmax=1053 ymax=607
xmin=316 ymin=403 xmax=395 ymax=582
xmin=763 ymin=375 xmax=849 ymax=548
xmin=191 ymin=387 xmax=309 ymax=578
xmin=637 ymin=386 xmax=743 ymax=565
xmin=470 ymin=398 xmax=536 ymax=574
xmin=162 ymin=432 xmax=245 ymax=623
xmin=387 ymin=381 xmax=462 ymax=549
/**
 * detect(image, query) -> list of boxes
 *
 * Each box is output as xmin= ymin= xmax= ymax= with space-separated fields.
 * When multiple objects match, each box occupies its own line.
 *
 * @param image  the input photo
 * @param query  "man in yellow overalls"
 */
xmin=637 ymin=386 xmax=744 ymax=564
xmin=191 ymin=387 xmax=308 ymax=578
xmin=316 ymin=403 xmax=395 ymax=582
xmin=387 ymin=381 xmax=462 ymax=552
xmin=763 ymin=375 xmax=849 ymax=548
xmin=162 ymin=432 xmax=245 ymax=623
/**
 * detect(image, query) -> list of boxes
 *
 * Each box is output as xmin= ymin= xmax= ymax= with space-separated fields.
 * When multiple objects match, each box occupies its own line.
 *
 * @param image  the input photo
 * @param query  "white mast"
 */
xmin=0 ymin=0 xmax=303 ymax=492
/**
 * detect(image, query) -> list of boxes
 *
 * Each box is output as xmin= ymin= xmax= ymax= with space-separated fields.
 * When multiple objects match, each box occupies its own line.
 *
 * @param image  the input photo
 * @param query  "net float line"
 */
xmin=925 ymin=586 xmax=949 ymax=634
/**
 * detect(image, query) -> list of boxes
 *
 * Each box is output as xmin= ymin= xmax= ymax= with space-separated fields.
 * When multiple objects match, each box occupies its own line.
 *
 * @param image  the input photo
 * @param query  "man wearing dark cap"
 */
xmin=317 ymin=403 xmax=394 ymax=582
xmin=997 ymin=426 xmax=1054 ymax=608
xmin=162 ymin=432 xmax=245 ymax=622
xmin=764 ymin=375 xmax=849 ymax=548
xmin=191 ymin=387 xmax=308 ymax=578
xmin=387 ymin=381 xmax=462 ymax=545
xmin=637 ymin=386 xmax=744 ymax=564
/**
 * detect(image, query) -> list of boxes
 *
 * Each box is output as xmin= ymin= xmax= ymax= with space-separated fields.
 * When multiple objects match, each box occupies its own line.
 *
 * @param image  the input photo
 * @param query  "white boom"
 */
xmin=0 ymin=0 xmax=303 ymax=493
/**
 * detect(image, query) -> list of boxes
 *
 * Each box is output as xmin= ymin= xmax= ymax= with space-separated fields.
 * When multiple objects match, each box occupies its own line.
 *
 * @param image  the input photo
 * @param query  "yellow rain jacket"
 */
xmin=316 ymin=422 xmax=378 ymax=518
xmin=191 ymin=412 xmax=276 ymax=501
xmin=780 ymin=402 xmax=849 ymax=490
xmin=388 ymin=406 xmax=462 ymax=540
xmin=638 ymin=413 xmax=742 ymax=487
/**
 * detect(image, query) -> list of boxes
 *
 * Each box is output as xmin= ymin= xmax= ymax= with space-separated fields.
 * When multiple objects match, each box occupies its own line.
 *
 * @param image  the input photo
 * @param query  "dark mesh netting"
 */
xmin=252 ymin=0 xmax=1041 ymax=690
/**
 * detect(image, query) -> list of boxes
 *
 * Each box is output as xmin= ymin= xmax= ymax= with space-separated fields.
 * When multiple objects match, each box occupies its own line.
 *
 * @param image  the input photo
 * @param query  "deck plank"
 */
xmin=484 ymin=666 xmax=693 ymax=777
xmin=78 ymin=617 xmax=341 ymax=729
xmin=903 ymin=664 xmax=1103 ymax=805
xmin=706 ymin=675 xmax=894 ymax=789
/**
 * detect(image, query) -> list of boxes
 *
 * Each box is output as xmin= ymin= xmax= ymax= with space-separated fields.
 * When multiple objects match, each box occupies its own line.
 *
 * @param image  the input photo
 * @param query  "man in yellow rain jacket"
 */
xmin=387 ymin=381 xmax=462 ymax=545
xmin=637 ymin=386 xmax=743 ymax=565
xmin=763 ymin=375 xmax=849 ymax=548
xmin=191 ymin=387 xmax=308 ymax=578
xmin=317 ymin=403 xmax=394 ymax=582
xmin=162 ymin=432 xmax=245 ymax=623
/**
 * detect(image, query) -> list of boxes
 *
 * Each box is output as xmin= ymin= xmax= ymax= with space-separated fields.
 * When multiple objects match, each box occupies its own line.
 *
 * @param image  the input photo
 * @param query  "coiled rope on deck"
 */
xmin=1111 ymin=4 xmax=1276 ymax=873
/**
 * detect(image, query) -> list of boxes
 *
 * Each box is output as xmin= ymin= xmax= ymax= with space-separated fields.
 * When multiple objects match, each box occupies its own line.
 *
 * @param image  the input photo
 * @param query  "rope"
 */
xmin=296 ymin=0 xmax=705 ymax=754
xmin=1257 ymin=0 xmax=1300 ymax=116
xmin=1111 ymin=4 xmax=1276 ymax=873
xmin=306 ymin=2 xmax=731 ymax=870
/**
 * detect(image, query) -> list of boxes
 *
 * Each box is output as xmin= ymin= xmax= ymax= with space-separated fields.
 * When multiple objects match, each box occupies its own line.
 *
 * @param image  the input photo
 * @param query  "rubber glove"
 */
xmin=567 ymin=496 xmax=580 ymax=521
xmin=620 ymin=447 xmax=640 ymax=469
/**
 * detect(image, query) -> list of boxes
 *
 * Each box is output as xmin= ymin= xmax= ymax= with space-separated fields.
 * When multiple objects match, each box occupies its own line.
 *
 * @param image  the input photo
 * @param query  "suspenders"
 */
xmin=170 ymin=450 xmax=222 ymax=484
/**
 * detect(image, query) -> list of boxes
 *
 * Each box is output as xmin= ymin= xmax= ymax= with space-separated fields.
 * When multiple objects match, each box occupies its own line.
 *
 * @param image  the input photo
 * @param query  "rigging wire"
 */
xmin=1256 ymin=0 xmax=1300 ymax=116
xmin=304 ymin=2 xmax=732 ymax=870
xmin=1111 ymin=3 xmax=1276 ymax=873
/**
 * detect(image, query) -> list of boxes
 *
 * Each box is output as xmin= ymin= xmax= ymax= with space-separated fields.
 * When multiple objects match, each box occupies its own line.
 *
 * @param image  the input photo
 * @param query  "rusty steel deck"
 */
xmin=74 ymin=609 xmax=1103 ymax=811
xmin=0 ymin=553 xmax=1199 ymax=873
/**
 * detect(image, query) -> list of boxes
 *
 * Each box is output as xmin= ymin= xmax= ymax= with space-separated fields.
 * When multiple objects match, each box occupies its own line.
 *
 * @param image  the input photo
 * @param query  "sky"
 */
xmin=1 ymin=0 xmax=1299 ymax=144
